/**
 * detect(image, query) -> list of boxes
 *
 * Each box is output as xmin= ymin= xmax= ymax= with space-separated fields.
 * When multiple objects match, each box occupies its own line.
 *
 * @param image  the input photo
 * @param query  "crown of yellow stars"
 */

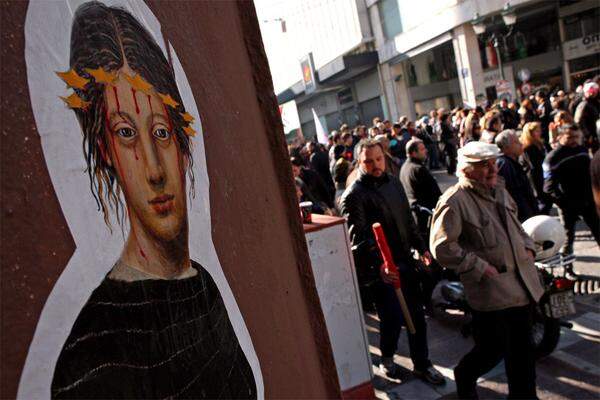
xmin=56 ymin=67 xmax=197 ymax=137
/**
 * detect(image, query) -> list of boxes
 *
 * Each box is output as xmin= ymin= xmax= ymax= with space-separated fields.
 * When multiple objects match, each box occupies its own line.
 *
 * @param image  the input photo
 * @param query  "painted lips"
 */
xmin=148 ymin=194 xmax=174 ymax=214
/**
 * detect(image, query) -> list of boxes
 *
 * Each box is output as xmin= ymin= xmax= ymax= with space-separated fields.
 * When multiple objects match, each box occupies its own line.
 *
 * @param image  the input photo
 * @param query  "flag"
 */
xmin=312 ymin=108 xmax=328 ymax=145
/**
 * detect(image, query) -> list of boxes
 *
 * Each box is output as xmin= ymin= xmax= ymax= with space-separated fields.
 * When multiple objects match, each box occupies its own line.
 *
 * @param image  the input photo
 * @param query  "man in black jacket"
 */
xmin=340 ymin=138 xmax=445 ymax=385
xmin=575 ymin=82 xmax=600 ymax=152
xmin=291 ymin=157 xmax=334 ymax=209
xmin=543 ymin=125 xmax=600 ymax=254
xmin=400 ymin=138 xmax=442 ymax=238
xmin=495 ymin=130 xmax=538 ymax=222
xmin=306 ymin=141 xmax=335 ymax=199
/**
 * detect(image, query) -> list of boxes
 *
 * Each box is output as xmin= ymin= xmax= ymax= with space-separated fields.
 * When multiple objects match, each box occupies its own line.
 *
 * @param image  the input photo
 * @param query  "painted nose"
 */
xmin=142 ymin=139 xmax=165 ymax=187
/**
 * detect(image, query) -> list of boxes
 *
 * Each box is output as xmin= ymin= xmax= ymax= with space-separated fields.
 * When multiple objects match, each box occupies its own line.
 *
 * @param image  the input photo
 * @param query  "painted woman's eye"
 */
xmin=116 ymin=127 xmax=136 ymax=139
xmin=153 ymin=128 xmax=170 ymax=141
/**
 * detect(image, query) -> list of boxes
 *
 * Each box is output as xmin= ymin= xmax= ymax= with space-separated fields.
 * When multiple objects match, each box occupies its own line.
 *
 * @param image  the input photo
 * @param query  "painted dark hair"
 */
xmin=68 ymin=1 xmax=194 ymax=228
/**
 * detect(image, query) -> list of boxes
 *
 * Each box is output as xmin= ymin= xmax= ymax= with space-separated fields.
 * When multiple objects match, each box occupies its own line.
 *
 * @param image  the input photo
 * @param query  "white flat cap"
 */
xmin=457 ymin=141 xmax=500 ymax=163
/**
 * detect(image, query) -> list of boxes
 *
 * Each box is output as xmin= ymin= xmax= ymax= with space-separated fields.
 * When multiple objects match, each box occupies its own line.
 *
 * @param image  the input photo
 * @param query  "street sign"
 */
xmin=518 ymin=68 xmax=531 ymax=82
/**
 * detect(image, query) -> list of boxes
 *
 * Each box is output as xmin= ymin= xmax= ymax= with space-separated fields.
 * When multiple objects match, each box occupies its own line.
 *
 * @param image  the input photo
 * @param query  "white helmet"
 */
xmin=522 ymin=216 xmax=566 ymax=260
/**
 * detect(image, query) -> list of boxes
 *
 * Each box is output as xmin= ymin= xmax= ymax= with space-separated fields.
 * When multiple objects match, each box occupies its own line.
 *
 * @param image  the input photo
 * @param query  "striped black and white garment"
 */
xmin=51 ymin=261 xmax=256 ymax=399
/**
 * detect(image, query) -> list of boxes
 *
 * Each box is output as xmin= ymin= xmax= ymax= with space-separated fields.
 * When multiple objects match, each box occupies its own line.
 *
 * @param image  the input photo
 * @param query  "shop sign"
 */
xmin=483 ymin=66 xmax=513 ymax=86
xmin=562 ymin=33 xmax=600 ymax=61
xmin=495 ymin=79 xmax=514 ymax=101
xmin=300 ymin=53 xmax=317 ymax=94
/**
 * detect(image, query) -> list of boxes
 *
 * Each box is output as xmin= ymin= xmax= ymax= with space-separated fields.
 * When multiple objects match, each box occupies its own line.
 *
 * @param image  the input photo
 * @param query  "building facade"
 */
xmin=370 ymin=0 xmax=600 ymax=120
xmin=260 ymin=0 xmax=600 ymax=133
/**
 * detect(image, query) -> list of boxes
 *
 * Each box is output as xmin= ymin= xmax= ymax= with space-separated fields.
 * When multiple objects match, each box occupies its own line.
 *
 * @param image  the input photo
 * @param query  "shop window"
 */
xmin=337 ymin=88 xmax=354 ymax=107
xmin=325 ymin=112 xmax=342 ymax=132
xmin=378 ymin=0 xmax=403 ymax=40
xmin=407 ymin=41 xmax=457 ymax=87
xmin=564 ymin=15 xmax=583 ymax=41
xmin=581 ymin=8 xmax=600 ymax=36
xmin=479 ymin=10 xmax=560 ymax=68
xmin=564 ymin=9 xmax=600 ymax=41
xmin=359 ymin=97 xmax=384 ymax=126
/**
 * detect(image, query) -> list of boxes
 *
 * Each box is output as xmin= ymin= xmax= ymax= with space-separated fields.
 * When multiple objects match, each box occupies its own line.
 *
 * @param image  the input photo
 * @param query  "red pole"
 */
xmin=372 ymin=223 xmax=416 ymax=334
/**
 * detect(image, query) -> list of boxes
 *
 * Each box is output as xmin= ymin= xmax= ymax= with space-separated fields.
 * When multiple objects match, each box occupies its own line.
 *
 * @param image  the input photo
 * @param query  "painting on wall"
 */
xmin=20 ymin=1 xmax=262 ymax=398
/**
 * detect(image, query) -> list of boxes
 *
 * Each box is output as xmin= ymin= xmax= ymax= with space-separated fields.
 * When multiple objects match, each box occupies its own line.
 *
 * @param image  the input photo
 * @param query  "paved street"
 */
xmin=369 ymin=170 xmax=600 ymax=399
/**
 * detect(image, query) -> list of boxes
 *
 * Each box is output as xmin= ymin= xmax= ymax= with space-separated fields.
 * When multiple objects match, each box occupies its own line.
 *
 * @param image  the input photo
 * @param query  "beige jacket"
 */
xmin=430 ymin=177 xmax=544 ymax=311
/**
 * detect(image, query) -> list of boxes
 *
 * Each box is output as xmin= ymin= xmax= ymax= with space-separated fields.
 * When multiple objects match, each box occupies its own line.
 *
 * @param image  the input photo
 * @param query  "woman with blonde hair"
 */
xmin=521 ymin=122 xmax=552 ymax=214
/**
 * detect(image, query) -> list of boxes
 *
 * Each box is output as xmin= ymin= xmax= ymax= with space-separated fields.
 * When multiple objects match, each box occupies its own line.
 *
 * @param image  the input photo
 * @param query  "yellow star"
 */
xmin=85 ymin=67 xmax=117 ymax=84
xmin=158 ymin=93 xmax=180 ymax=108
xmin=56 ymin=69 xmax=89 ymax=90
xmin=180 ymin=112 xmax=195 ymax=123
xmin=123 ymin=73 xmax=153 ymax=94
xmin=183 ymin=126 xmax=196 ymax=137
xmin=60 ymin=93 xmax=90 ymax=110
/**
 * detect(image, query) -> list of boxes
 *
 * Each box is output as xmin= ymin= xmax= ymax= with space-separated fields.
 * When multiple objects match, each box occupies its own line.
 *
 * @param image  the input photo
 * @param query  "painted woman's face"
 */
xmin=103 ymin=67 xmax=187 ymax=242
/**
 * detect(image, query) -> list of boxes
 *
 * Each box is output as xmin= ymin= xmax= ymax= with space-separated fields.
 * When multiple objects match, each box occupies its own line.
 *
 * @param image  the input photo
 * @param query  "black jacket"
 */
xmin=575 ymin=98 xmax=599 ymax=142
xmin=340 ymin=171 xmax=426 ymax=283
xmin=300 ymin=167 xmax=334 ymax=208
xmin=399 ymin=158 xmax=441 ymax=211
xmin=543 ymin=144 xmax=594 ymax=210
xmin=496 ymin=155 xmax=538 ymax=222
xmin=521 ymin=144 xmax=547 ymax=200
xmin=309 ymin=150 xmax=335 ymax=190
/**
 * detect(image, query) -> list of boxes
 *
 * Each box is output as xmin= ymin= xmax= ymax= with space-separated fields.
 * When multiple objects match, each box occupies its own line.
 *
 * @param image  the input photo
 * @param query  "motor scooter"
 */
xmin=412 ymin=205 xmax=577 ymax=359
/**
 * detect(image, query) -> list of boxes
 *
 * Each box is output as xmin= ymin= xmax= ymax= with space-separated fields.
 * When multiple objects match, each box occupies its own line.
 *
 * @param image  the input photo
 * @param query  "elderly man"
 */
xmin=341 ymin=138 xmax=445 ymax=385
xmin=430 ymin=142 xmax=544 ymax=399
xmin=495 ymin=130 xmax=538 ymax=221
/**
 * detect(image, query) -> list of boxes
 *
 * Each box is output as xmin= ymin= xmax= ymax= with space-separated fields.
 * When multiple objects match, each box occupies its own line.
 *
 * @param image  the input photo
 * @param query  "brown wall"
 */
xmin=0 ymin=1 xmax=340 ymax=398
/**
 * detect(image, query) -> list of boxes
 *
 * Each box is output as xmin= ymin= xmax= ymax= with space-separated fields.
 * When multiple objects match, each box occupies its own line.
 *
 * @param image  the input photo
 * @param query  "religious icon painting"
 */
xmin=20 ymin=1 xmax=262 ymax=398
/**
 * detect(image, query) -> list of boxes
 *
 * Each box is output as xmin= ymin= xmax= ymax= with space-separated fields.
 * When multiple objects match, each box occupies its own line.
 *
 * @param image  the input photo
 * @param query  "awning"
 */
xmin=276 ymin=51 xmax=379 ymax=104
xmin=388 ymin=32 xmax=453 ymax=65
xmin=317 ymin=52 xmax=379 ymax=84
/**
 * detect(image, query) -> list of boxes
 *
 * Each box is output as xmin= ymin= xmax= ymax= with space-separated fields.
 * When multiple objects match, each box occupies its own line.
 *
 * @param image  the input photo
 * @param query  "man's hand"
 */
xmin=420 ymin=250 xmax=433 ymax=267
xmin=380 ymin=264 xmax=400 ymax=285
xmin=483 ymin=265 xmax=499 ymax=278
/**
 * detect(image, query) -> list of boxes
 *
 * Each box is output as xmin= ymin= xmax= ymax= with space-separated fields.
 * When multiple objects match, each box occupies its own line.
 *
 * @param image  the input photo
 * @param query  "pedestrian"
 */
xmin=340 ymin=138 xmax=445 ymax=386
xmin=438 ymin=111 xmax=457 ymax=175
xmin=591 ymin=150 xmax=600 ymax=216
xmin=535 ymin=90 xmax=552 ymax=144
xmin=519 ymin=99 xmax=537 ymax=128
xmin=521 ymin=122 xmax=553 ymax=214
xmin=332 ymin=144 xmax=352 ymax=208
xmin=495 ymin=130 xmax=538 ymax=222
xmin=400 ymin=138 xmax=442 ymax=239
xmin=290 ymin=157 xmax=335 ymax=210
xmin=549 ymin=110 xmax=574 ymax=148
xmin=430 ymin=141 xmax=544 ymax=400
xmin=499 ymin=98 xmax=519 ymax=129
xmin=306 ymin=141 xmax=335 ymax=197
xmin=479 ymin=111 xmax=502 ymax=144
xmin=574 ymin=81 xmax=600 ymax=152
xmin=543 ymin=124 xmax=600 ymax=254
xmin=462 ymin=112 xmax=481 ymax=145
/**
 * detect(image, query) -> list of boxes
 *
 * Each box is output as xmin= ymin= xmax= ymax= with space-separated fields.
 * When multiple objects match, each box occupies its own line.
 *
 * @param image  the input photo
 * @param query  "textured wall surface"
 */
xmin=0 ymin=0 xmax=340 ymax=397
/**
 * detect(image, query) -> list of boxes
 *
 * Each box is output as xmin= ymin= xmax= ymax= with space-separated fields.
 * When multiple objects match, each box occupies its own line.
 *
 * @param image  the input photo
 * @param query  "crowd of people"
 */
xmin=290 ymin=80 xmax=600 ymax=253
xmin=288 ymin=78 xmax=600 ymax=399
